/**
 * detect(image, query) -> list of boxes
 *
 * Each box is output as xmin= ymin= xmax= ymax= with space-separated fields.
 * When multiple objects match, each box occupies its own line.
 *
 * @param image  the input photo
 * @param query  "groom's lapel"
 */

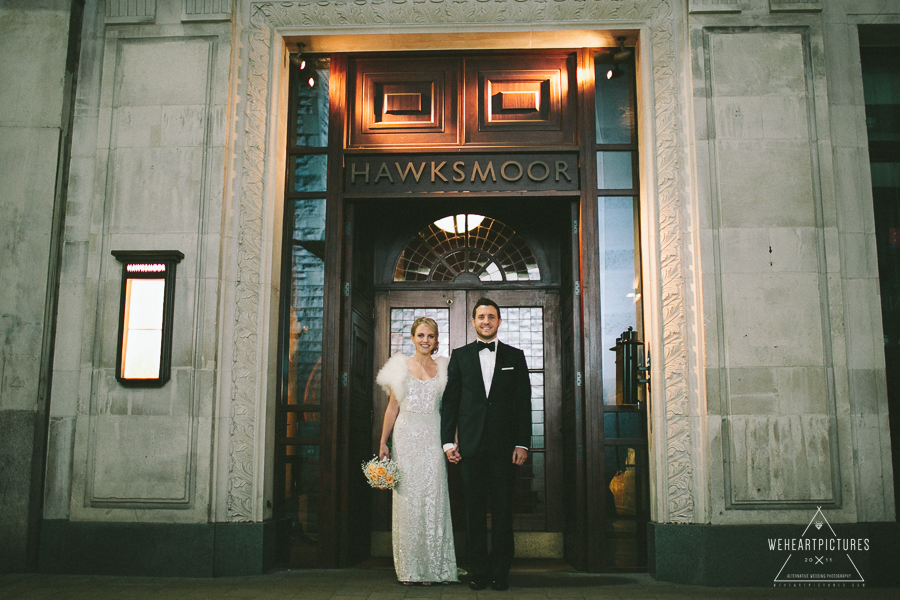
xmin=467 ymin=343 xmax=488 ymax=400
xmin=487 ymin=342 xmax=508 ymax=398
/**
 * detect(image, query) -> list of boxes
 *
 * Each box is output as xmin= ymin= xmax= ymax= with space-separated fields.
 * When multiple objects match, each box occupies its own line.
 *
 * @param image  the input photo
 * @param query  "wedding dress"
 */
xmin=378 ymin=355 xmax=457 ymax=583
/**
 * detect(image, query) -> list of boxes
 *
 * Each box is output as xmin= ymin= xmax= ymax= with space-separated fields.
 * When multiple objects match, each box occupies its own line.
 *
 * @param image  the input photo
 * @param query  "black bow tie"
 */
xmin=477 ymin=340 xmax=496 ymax=352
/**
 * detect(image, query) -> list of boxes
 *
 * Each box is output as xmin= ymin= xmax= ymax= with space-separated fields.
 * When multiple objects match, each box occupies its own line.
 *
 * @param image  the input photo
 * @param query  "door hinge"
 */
xmin=343 ymin=282 xmax=350 ymax=297
xmin=574 ymin=281 xmax=581 ymax=296
xmin=576 ymin=371 xmax=582 ymax=387
xmin=345 ymin=221 xmax=352 ymax=236
xmin=573 ymin=219 xmax=578 ymax=235
xmin=341 ymin=372 xmax=349 ymax=387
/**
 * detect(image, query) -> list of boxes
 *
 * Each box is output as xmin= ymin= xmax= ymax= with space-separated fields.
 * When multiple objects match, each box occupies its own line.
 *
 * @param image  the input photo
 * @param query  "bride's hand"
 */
xmin=379 ymin=443 xmax=390 ymax=461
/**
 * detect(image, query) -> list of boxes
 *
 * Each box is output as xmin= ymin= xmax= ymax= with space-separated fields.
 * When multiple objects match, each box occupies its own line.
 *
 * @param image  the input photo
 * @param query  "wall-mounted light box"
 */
xmin=112 ymin=250 xmax=184 ymax=386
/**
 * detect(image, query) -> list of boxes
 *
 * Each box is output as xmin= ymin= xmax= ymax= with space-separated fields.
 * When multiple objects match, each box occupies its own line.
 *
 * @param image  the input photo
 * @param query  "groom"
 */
xmin=440 ymin=298 xmax=531 ymax=591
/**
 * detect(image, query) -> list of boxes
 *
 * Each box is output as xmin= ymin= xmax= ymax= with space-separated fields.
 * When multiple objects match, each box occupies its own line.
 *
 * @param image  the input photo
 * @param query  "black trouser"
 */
xmin=460 ymin=452 xmax=516 ymax=582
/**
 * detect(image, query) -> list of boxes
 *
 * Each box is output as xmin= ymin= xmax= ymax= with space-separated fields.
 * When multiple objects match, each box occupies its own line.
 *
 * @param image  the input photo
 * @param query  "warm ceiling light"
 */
xmin=434 ymin=214 xmax=485 ymax=234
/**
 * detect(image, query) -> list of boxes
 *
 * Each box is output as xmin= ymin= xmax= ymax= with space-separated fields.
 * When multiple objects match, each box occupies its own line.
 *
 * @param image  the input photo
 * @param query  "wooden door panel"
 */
xmin=465 ymin=54 xmax=577 ymax=146
xmin=348 ymin=58 xmax=460 ymax=147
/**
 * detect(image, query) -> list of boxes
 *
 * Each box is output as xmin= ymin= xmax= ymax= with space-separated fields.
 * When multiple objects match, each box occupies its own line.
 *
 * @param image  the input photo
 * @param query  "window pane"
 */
xmin=393 ymin=214 xmax=540 ymax=282
xmin=597 ymin=151 xmax=634 ymax=190
xmin=286 ymin=199 xmax=326 ymax=408
xmin=389 ymin=308 xmax=450 ymax=358
xmin=295 ymin=60 xmax=330 ymax=147
xmin=282 ymin=444 xmax=320 ymax=565
xmin=599 ymin=197 xmax=642 ymax=405
xmin=595 ymin=56 xmax=635 ymax=144
xmin=293 ymin=154 xmax=328 ymax=192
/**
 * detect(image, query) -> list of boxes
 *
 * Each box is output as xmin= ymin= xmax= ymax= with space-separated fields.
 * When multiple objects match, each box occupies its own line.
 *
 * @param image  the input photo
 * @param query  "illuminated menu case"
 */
xmin=111 ymin=250 xmax=184 ymax=386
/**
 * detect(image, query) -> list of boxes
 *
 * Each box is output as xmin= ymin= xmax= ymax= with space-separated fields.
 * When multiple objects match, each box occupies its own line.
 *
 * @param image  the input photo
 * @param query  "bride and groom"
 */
xmin=376 ymin=298 xmax=532 ymax=590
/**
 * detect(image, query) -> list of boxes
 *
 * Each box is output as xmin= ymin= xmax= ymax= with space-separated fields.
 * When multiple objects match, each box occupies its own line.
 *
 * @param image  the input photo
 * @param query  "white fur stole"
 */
xmin=375 ymin=353 xmax=448 ymax=403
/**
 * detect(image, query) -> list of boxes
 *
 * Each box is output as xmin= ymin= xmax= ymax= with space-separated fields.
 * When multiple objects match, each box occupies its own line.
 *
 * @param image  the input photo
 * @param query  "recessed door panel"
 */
xmin=465 ymin=54 xmax=577 ymax=145
xmin=349 ymin=58 xmax=460 ymax=147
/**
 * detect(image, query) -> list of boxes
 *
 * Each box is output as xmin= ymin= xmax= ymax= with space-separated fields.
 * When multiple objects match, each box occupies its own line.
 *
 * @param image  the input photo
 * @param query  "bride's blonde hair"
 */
xmin=410 ymin=317 xmax=440 ymax=355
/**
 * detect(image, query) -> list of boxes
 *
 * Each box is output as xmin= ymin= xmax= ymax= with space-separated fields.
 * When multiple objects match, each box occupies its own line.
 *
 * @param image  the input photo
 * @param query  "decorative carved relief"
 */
xmin=235 ymin=0 xmax=695 ymax=523
xmin=106 ymin=0 xmax=156 ymax=24
xmin=226 ymin=7 xmax=272 ymax=522
xmin=183 ymin=0 xmax=233 ymax=21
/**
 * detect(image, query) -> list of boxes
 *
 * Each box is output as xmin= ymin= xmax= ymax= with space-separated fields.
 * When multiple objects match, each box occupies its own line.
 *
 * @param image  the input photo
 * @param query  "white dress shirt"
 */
xmin=477 ymin=336 xmax=498 ymax=396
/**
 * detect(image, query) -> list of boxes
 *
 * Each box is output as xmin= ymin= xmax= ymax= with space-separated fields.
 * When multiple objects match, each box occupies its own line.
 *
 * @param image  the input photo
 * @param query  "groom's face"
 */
xmin=471 ymin=305 xmax=501 ymax=341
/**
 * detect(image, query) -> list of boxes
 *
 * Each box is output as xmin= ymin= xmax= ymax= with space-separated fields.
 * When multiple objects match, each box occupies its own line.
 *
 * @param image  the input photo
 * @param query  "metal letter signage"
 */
xmin=344 ymin=153 xmax=579 ymax=194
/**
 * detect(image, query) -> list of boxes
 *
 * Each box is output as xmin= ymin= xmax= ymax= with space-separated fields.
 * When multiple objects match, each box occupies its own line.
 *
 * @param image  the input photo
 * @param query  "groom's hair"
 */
xmin=472 ymin=297 xmax=501 ymax=320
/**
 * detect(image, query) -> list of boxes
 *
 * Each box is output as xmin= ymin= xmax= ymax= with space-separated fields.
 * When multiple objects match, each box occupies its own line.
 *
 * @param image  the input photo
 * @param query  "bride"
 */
xmin=376 ymin=317 xmax=458 ymax=585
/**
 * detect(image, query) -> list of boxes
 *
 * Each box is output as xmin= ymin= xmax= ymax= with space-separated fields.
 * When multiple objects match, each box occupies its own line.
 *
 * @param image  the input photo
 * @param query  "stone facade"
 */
xmin=0 ymin=0 xmax=897 ymax=583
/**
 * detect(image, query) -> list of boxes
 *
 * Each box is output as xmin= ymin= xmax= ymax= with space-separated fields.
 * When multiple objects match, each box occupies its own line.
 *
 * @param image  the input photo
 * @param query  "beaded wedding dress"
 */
xmin=389 ymin=367 xmax=457 ymax=583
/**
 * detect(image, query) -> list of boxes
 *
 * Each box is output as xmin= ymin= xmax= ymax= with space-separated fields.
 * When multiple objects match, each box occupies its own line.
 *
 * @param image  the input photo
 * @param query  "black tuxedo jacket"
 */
xmin=440 ymin=340 xmax=532 ymax=457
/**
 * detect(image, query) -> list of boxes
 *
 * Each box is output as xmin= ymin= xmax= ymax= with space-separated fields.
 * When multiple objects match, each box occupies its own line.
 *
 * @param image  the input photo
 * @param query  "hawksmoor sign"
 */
xmin=343 ymin=153 xmax=579 ymax=194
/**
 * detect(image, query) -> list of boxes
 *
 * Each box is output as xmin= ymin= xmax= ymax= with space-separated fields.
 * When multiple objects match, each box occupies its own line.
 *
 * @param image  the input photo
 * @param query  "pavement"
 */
xmin=0 ymin=565 xmax=896 ymax=600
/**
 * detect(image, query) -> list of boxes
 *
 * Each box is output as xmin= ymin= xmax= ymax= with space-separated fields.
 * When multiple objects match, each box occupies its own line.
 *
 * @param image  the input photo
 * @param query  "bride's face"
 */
xmin=412 ymin=324 xmax=437 ymax=356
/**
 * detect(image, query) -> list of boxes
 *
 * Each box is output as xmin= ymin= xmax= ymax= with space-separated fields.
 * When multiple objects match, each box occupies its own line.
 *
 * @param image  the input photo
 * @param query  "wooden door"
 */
xmin=370 ymin=288 xmax=564 ymax=558
xmin=371 ymin=290 xmax=467 ymax=557
xmin=466 ymin=290 xmax=563 ymax=543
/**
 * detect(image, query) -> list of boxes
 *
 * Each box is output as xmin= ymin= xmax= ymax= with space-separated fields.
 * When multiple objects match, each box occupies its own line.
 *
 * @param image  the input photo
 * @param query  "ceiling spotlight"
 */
xmin=289 ymin=55 xmax=305 ymax=70
xmin=613 ymin=36 xmax=633 ymax=63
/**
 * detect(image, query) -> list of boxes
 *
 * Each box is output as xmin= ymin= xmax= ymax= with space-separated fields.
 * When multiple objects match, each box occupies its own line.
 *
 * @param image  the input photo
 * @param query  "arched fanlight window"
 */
xmin=394 ymin=214 xmax=540 ymax=282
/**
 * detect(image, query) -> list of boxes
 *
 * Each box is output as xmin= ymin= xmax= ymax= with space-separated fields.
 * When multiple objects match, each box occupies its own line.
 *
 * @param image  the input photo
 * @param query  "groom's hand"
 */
xmin=445 ymin=446 xmax=461 ymax=463
xmin=512 ymin=447 xmax=528 ymax=465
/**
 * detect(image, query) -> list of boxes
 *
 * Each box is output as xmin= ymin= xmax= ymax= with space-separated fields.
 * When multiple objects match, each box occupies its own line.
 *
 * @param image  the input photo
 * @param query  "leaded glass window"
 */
xmin=394 ymin=214 xmax=540 ymax=282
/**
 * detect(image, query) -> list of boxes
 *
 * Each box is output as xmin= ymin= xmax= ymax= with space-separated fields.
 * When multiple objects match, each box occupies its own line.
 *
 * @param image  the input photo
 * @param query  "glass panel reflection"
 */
xmin=389 ymin=308 xmax=450 ymax=358
xmin=603 ymin=412 xmax=641 ymax=439
xmin=597 ymin=151 xmax=634 ymax=190
xmin=287 ymin=199 xmax=326 ymax=409
xmin=603 ymin=445 xmax=647 ymax=568
xmin=294 ymin=60 xmax=330 ymax=147
xmin=599 ymin=197 xmax=641 ymax=405
xmin=595 ymin=54 xmax=635 ymax=144
xmin=294 ymin=155 xmax=328 ymax=192
xmin=283 ymin=443 xmax=319 ymax=565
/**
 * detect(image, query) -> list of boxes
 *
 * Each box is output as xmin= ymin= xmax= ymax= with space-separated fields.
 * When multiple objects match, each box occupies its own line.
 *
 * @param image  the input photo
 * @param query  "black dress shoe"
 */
xmin=491 ymin=579 xmax=509 ymax=591
xmin=469 ymin=579 xmax=489 ymax=590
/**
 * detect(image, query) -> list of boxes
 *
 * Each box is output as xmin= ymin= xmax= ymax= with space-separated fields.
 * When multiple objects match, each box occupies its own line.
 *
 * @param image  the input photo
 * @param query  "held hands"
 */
xmin=445 ymin=445 xmax=461 ymax=464
xmin=512 ymin=447 xmax=528 ymax=466
xmin=379 ymin=443 xmax=391 ymax=461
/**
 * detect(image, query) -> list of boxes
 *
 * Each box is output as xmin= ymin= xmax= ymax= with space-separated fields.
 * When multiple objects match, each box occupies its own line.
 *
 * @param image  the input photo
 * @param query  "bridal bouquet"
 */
xmin=362 ymin=456 xmax=401 ymax=490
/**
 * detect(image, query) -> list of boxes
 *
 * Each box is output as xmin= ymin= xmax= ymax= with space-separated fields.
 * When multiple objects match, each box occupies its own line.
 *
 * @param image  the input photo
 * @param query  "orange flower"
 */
xmin=376 ymin=466 xmax=387 ymax=477
xmin=384 ymin=475 xmax=394 ymax=484
xmin=368 ymin=463 xmax=378 ymax=474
